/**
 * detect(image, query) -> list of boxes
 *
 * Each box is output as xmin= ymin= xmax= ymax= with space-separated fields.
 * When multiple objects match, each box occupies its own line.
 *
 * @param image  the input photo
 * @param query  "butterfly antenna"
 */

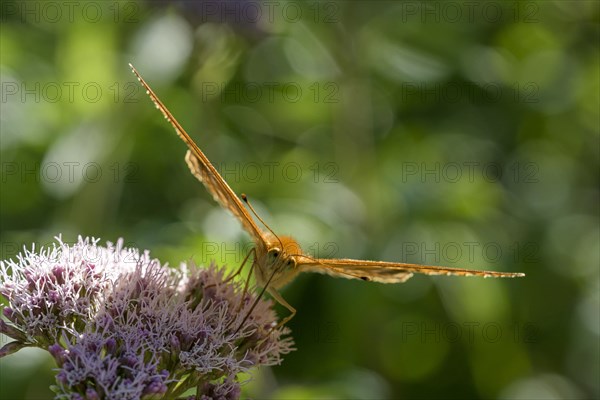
xmin=241 ymin=194 xmax=284 ymax=250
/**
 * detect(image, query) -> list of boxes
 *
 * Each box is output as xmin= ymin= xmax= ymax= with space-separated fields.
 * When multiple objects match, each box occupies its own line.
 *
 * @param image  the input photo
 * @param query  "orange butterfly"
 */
xmin=130 ymin=64 xmax=524 ymax=325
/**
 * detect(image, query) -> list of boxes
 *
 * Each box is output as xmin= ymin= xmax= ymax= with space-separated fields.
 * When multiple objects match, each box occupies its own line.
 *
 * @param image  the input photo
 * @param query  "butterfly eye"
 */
xmin=268 ymin=249 xmax=280 ymax=259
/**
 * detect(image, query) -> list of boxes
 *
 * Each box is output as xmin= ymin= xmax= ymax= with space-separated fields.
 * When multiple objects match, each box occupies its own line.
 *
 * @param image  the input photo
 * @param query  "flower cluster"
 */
xmin=0 ymin=237 xmax=294 ymax=399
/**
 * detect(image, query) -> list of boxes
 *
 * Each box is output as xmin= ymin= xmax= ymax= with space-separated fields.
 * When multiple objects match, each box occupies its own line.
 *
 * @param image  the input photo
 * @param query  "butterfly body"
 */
xmin=129 ymin=63 xmax=524 ymax=324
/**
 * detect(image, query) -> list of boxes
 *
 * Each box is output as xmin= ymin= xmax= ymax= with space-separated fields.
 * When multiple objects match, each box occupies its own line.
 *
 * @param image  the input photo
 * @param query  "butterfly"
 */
xmin=129 ymin=64 xmax=525 ymax=326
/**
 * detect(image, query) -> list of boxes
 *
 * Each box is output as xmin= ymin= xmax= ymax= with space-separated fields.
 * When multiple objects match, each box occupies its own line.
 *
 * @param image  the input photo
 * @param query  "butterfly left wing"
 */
xmin=297 ymin=257 xmax=525 ymax=284
xmin=130 ymin=64 xmax=268 ymax=245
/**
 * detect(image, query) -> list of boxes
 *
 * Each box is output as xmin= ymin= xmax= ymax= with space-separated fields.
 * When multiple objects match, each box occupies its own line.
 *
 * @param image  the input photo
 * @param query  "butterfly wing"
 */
xmin=130 ymin=64 xmax=267 ymax=244
xmin=297 ymin=257 xmax=525 ymax=284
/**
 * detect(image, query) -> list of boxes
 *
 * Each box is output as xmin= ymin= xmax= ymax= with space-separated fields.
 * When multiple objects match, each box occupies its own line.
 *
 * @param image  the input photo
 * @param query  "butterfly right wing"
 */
xmin=130 ymin=64 xmax=267 ymax=244
xmin=297 ymin=257 xmax=414 ymax=283
xmin=297 ymin=257 xmax=525 ymax=283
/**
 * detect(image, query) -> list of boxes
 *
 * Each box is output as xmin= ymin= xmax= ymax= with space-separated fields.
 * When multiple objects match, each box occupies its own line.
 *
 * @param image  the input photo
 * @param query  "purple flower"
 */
xmin=1 ymin=236 xmax=294 ymax=399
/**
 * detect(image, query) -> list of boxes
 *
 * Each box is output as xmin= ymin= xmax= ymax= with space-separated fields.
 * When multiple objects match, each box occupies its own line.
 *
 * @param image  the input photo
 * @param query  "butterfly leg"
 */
xmin=205 ymin=247 xmax=256 ymax=293
xmin=251 ymin=263 xmax=296 ymax=329
xmin=234 ymin=260 xmax=290 ymax=334
xmin=235 ymin=255 xmax=258 ymax=316
xmin=224 ymin=247 xmax=256 ymax=284
xmin=267 ymin=287 xmax=296 ymax=329
xmin=232 ymin=259 xmax=271 ymax=333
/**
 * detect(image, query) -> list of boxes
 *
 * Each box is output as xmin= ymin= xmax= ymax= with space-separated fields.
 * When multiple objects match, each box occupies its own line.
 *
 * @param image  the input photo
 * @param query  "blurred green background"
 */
xmin=1 ymin=1 xmax=598 ymax=399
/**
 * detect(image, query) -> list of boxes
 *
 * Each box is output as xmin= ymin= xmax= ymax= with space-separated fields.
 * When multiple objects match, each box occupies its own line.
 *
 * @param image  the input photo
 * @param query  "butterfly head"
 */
xmin=255 ymin=235 xmax=302 ymax=289
xmin=267 ymin=247 xmax=296 ymax=270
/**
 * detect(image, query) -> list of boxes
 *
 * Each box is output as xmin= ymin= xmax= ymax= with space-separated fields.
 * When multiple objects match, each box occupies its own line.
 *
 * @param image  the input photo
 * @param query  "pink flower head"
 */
xmin=1 ymin=236 xmax=294 ymax=399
